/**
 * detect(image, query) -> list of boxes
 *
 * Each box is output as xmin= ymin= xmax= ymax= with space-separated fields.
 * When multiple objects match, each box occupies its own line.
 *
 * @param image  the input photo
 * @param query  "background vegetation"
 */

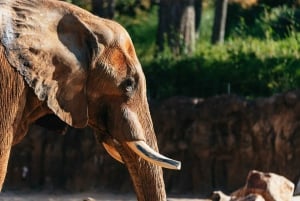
xmin=69 ymin=0 xmax=300 ymax=99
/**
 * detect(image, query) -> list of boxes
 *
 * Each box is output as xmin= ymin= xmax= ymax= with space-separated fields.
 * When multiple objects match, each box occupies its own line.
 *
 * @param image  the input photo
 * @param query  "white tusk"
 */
xmin=102 ymin=142 xmax=124 ymax=164
xmin=126 ymin=141 xmax=181 ymax=170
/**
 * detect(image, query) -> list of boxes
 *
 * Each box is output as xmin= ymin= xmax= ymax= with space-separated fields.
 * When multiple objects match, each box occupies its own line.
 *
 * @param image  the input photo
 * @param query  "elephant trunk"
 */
xmin=118 ymin=143 xmax=167 ymax=201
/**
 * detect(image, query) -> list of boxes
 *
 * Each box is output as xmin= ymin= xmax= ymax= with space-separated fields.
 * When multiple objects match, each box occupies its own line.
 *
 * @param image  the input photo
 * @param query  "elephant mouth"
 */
xmin=102 ymin=137 xmax=181 ymax=170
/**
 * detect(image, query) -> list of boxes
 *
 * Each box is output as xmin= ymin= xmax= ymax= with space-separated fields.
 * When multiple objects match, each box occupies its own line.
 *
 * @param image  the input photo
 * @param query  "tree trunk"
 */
xmin=92 ymin=0 xmax=115 ymax=19
xmin=211 ymin=0 xmax=228 ymax=44
xmin=156 ymin=0 xmax=201 ymax=55
xmin=194 ymin=0 xmax=203 ymax=39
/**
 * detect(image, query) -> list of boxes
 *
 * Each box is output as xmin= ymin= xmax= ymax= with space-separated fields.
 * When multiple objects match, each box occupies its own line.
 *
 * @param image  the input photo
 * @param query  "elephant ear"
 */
xmin=0 ymin=1 xmax=99 ymax=127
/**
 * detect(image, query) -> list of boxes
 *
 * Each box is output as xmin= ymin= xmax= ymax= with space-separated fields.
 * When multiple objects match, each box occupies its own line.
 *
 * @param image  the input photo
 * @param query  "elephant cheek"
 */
xmin=112 ymin=107 xmax=181 ymax=170
xmin=113 ymin=106 xmax=146 ymax=142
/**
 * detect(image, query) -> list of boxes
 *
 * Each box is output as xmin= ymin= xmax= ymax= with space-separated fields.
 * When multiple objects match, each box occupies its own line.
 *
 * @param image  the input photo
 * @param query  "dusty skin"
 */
xmin=0 ymin=192 xmax=299 ymax=201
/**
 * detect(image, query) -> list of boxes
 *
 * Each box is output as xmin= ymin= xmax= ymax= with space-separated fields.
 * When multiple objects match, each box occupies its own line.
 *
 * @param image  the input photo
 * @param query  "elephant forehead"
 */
xmin=102 ymin=45 xmax=138 ymax=79
xmin=117 ymin=31 xmax=136 ymax=60
xmin=100 ymin=19 xmax=137 ymax=61
xmin=108 ymin=48 xmax=127 ymax=72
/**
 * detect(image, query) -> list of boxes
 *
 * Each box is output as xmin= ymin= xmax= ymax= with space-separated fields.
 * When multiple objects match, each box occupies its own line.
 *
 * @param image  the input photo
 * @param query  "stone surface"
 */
xmin=218 ymin=170 xmax=294 ymax=201
xmin=4 ymin=90 xmax=300 ymax=195
xmin=232 ymin=194 xmax=265 ymax=201
xmin=212 ymin=170 xmax=294 ymax=201
xmin=151 ymin=91 xmax=300 ymax=194
xmin=211 ymin=191 xmax=231 ymax=201
xmin=240 ymin=170 xmax=294 ymax=201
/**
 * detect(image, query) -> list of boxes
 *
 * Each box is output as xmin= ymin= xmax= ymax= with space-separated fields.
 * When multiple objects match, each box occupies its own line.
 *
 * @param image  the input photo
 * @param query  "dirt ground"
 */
xmin=0 ymin=191 xmax=210 ymax=201
xmin=0 ymin=192 xmax=299 ymax=201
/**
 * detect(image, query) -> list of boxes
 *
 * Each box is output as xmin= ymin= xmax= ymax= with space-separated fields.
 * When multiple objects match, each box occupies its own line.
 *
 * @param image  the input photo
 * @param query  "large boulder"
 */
xmin=211 ymin=191 xmax=265 ymax=201
xmin=212 ymin=170 xmax=294 ymax=201
xmin=232 ymin=170 xmax=294 ymax=201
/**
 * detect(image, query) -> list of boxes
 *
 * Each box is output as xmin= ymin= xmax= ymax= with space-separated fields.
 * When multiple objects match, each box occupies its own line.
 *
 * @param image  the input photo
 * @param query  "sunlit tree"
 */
xmin=156 ymin=0 xmax=202 ymax=55
xmin=211 ymin=0 xmax=228 ymax=44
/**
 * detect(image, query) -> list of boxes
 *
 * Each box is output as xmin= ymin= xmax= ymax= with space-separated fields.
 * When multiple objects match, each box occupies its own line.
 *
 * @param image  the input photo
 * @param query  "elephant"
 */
xmin=0 ymin=0 xmax=181 ymax=200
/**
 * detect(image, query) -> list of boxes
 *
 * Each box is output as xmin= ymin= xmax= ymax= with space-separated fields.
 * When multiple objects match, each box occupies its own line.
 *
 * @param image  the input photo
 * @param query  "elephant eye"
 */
xmin=121 ymin=77 xmax=136 ymax=94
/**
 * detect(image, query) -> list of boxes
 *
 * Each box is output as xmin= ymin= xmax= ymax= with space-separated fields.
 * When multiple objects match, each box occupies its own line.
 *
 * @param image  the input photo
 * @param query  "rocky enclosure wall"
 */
xmin=4 ymin=91 xmax=300 ymax=195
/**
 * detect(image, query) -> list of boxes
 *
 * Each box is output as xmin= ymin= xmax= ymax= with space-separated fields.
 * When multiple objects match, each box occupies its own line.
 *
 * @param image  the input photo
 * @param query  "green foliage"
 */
xmin=258 ymin=0 xmax=297 ymax=7
xmin=115 ymin=2 xmax=300 ymax=99
xmin=115 ymin=0 xmax=147 ymax=17
xmin=65 ymin=0 xmax=91 ymax=11
xmin=259 ymin=6 xmax=300 ymax=39
xmin=198 ymin=6 xmax=214 ymax=43
xmin=227 ymin=4 xmax=300 ymax=39
xmin=65 ymin=0 xmax=300 ymax=99
xmin=143 ymin=37 xmax=300 ymax=99
xmin=116 ymin=6 xmax=158 ymax=63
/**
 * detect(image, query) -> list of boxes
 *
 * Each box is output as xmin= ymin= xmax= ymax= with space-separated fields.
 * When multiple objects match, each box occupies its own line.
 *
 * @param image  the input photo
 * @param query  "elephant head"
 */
xmin=0 ymin=0 xmax=180 ymax=200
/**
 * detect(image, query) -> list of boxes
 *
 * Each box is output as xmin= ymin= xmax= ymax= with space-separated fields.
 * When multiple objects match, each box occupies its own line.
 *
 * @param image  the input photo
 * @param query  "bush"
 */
xmin=115 ymin=2 xmax=300 ymax=100
xmin=143 ymin=37 xmax=300 ymax=99
xmin=227 ymin=4 xmax=300 ymax=39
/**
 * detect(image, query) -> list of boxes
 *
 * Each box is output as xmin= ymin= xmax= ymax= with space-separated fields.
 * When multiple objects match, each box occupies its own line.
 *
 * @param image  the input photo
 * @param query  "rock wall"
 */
xmin=4 ymin=91 xmax=300 ymax=195
xmin=5 ymin=126 xmax=131 ymax=192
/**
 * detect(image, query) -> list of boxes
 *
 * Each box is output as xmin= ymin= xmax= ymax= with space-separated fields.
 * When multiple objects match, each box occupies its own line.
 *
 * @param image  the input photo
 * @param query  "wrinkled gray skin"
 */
xmin=0 ymin=0 xmax=176 ymax=200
